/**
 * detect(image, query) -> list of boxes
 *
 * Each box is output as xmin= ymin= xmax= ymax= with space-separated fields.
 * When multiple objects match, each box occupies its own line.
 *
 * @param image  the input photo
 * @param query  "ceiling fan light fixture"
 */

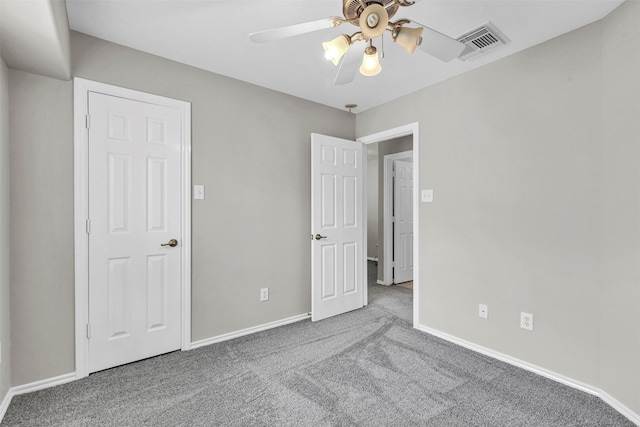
xmin=393 ymin=26 xmax=424 ymax=54
xmin=359 ymin=45 xmax=382 ymax=77
xmin=323 ymin=34 xmax=351 ymax=65
xmin=359 ymin=4 xmax=389 ymax=39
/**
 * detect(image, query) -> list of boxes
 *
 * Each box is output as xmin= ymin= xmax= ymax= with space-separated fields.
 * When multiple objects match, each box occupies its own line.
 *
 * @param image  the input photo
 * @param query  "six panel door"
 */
xmin=87 ymin=92 xmax=182 ymax=373
xmin=393 ymin=160 xmax=414 ymax=284
xmin=311 ymin=133 xmax=365 ymax=321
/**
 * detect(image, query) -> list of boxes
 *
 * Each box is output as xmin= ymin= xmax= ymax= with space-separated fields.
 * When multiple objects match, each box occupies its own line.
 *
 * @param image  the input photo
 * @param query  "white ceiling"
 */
xmin=65 ymin=0 xmax=624 ymax=112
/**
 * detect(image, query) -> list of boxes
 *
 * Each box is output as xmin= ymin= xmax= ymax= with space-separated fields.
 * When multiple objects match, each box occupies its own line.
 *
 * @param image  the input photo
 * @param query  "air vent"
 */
xmin=456 ymin=22 xmax=509 ymax=61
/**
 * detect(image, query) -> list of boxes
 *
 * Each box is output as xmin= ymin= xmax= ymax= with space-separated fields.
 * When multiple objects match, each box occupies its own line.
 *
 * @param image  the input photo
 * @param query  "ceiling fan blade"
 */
xmin=410 ymin=21 xmax=466 ymax=62
xmin=249 ymin=18 xmax=341 ymax=43
xmin=334 ymin=44 xmax=362 ymax=85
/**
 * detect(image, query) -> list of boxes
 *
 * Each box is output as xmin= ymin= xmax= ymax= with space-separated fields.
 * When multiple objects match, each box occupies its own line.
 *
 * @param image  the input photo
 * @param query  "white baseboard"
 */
xmin=598 ymin=390 xmax=640 ymax=426
xmin=0 ymin=389 xmax=11 ymax=422
xmin=377 ymin=280 xmax=392 ymax=286
xmin=367 ymin=257 xmax=378 ymax=262
xmin=190 ymin=313 xmax=311 ymax=350
xmin=416 ymin=325 xmax=640 ymax=426
xmin=0 ymin=372 xmax=76 ymax=422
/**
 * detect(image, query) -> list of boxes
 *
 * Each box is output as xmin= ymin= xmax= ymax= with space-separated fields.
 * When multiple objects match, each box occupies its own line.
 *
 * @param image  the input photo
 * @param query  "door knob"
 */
xmin=161 ymin=239 xmax=178 ymax=247
xmin=315 ymin=234 xmax=327 ymax=240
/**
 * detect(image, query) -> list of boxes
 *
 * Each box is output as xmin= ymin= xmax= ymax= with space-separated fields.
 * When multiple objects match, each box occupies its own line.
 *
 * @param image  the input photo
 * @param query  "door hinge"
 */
xmin=86 ymin=324 xmax=91 ymax=339
xmin=85 ymin=114 xmax=90 ymax=129
xmin=86 ymin=218 xmax=91 ymax=234
xmin=392 ymin=216 xmax=395 ymax=223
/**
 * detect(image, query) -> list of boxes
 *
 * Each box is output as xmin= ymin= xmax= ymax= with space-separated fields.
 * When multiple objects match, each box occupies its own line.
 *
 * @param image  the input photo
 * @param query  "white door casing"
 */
xmin=357 ymin=124 xmax=419 ymax=327
xmin=393 ymin=160 xmax=414 ymax=284
xmin=87 ymin=92 xmax=182 ymax=372
xmin=74 ymin=78 xmax=191 ymax=378
xmin=311 ymin=134 xmax=365 ymax=322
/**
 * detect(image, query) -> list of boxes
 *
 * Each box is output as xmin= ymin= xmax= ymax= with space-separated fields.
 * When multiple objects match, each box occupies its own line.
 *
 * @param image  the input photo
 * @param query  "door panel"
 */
xmin=147 ymin=157 xmax=167 ymax=232
xmin=146 ymin=254 xmax=168 ymax=330
xmin=311 ymin=134 xmax=364 ymax=321
xmin=393 ymin=160 xmax=414 ymax=284
xmin=88 ymin=92 xmax=182 ymax=373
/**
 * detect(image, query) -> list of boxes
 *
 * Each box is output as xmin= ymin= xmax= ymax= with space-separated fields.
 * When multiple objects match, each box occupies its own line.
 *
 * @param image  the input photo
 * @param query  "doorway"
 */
xmin=358 ymin=123 xmax=419 ymax=327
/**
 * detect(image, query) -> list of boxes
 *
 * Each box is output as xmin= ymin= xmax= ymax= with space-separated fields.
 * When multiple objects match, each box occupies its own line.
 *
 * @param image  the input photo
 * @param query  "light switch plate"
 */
xmin=194 ymin=185 xmax=205 ymax=200
xmin=479 ymin=304 xmax=488 ymax=319
xmin=421 ymin=189 xmax=434 ymax=203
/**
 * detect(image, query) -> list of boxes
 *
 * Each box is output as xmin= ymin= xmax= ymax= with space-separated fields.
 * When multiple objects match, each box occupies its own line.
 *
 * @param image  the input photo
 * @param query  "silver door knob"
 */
xmin=315 ymin=234 xmax=327 ymax=240
xmin=161 ymin=239 xmax=178 ymax=247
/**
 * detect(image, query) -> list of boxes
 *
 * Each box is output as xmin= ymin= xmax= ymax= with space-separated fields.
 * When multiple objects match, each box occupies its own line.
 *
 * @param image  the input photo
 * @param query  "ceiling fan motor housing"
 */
xmin=343 ymin=0 xmax=400 ymax=28
xmin=359 ymin=4 xmax=389 ymax=39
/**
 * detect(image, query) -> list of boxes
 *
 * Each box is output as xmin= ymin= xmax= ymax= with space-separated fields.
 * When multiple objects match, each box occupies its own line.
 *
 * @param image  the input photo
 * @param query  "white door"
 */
xmin=311 ymin=134 xmax=365 ymax=321
xmin=393 ymin=160 xmax=414 ymax=284
xmin=87 ymin=92 xmax=182 ymax=373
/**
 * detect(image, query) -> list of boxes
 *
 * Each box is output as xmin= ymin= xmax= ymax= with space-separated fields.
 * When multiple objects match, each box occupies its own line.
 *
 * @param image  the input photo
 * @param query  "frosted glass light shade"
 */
xmin=359 ymin=46 xmax=381 ymax=77
xmin=323 ymin=35 xmax=350 ymax=65
xmin=394 ymin=26 xmax=424 ymax=54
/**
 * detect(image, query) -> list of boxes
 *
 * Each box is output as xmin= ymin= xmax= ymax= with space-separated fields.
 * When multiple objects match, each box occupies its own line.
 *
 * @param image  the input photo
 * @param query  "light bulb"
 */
xmin=322 ymin=35 xmax=351 ymax=66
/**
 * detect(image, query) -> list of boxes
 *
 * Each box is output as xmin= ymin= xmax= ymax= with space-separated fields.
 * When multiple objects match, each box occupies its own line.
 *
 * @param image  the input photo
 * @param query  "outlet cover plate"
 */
xmin=479 ymin=304 xmax=488 ymax=319
xmin=421 ymin=189 xmax=434 ymax=203
xmin=520 ymin=312 xmax=534 ymax=331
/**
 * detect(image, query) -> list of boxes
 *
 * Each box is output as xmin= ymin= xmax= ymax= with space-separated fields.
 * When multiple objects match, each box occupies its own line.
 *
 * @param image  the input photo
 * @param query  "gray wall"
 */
xmin=598 ymin=0 xmax=640 ymax=413
xmin=7 ymin=31 xmax=354 ymax=386
xmin=9 ymin=70 xmax=74 ymax=385
xmin=356 ymin=0 xmax=639 ymax=415
xmin=0 ymin=57 xmax=11 ymax=404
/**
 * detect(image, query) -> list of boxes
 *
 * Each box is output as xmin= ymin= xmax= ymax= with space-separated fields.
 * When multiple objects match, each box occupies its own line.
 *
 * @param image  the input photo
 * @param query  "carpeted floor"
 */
xmin=2 ymin=264 xmax=633 ymax=426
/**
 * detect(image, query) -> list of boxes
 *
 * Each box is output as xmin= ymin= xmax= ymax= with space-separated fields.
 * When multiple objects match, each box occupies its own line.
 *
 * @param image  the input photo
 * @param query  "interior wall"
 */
xmin=7 ymin=31 xmax=354 ymax=387
xmin=598 ymin=0 xmax=640 ymax=414
xmin=0 ymin=57 xmax=11 ymax=404
xmin=356 ymin=0 xmax=639 ymax=416
xmin=8 ymin=70 xmax=74 ymax=386
xmin=376 ymin=136 xmax=412 ymax=282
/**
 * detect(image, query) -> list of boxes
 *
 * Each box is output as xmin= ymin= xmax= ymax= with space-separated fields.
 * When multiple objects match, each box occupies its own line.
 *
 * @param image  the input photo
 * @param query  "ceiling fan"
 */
xmin=249 ymin=0 xmax=466 ymax=85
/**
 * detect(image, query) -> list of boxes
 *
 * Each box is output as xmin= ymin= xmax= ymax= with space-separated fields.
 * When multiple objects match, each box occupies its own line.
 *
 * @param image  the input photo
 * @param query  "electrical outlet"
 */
xmin=421 ymin=189 xmax=434 ymax=203
xmin=260 ymin=288 xmax=269 ymax=302
xmin=520 ymin=312 xmax=534 ymax=331
xmin=479 ymin=304 xmax=488 ymax=319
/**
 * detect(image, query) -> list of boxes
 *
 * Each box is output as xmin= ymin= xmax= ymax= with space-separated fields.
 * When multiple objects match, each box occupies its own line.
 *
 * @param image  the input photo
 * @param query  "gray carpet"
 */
xmin=2 ymin=264 xmax=633 ymax=426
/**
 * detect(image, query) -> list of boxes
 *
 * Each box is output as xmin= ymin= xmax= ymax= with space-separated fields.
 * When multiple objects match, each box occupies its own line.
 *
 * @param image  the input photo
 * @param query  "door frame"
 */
xmin=358 ymin=123 xmax=419 ymax=327
xmin=73 ymin=78 xmax=192 ymax=379
xmin=386 ymin=151 xmax=413 ymax=285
